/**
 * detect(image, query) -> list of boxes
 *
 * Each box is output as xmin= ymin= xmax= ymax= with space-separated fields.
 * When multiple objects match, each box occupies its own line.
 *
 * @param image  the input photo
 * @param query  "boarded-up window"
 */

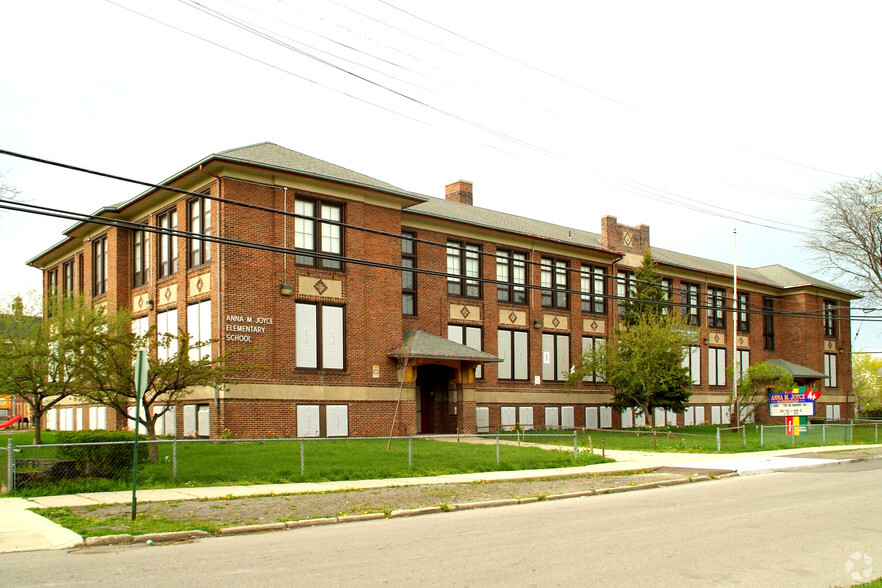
xmin=476 ymin=407 xmax=490 ymax=433
xmin=297 ymin=303 xmax=345 ymax=370
xmin=297 ymin=405 xmax=320 ymax=437
xmin=585 ymin=406 xmax=599 ymax=429
xmin=501 ymin=406 xmax=516 ymax=430
xmin=561 ymin=406 xmax=574 ymax=429
xmin=545 ymin=406 xmax=559 ymax=428
xmin=326 ymin=405 xmax=348 ymax=437
xmin=683 ymin=345 xmax=701 ymax=385
xmin=449 ymin=325 xmax=483 ymax=379
xmin=518 ymin=406 xmax=534 ymax=431
xmin=599 ymin=406 xmax=613 ymax=429
xmin=498 ymin=329 xmax=528 ymax=380
xmin=542 ymin=333 xmax=570 ymax=382
xmin=89 ymin=406 xmax=107 ymax=430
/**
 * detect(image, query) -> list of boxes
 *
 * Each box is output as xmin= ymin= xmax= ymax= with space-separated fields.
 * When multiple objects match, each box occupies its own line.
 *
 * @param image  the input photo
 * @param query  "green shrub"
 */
xmin=56 ymin=430 xmax=148 ymax=479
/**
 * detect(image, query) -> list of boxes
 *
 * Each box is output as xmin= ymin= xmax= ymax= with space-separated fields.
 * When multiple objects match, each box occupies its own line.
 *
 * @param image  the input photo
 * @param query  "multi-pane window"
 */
xmin=708 ymin=287 xmax=726 ymax=329
xmin=581 ymin=336 xmax=605 ymax=382
xmin=541 ymin=257 xmax=568 ymax=308
xmin=295 ymin=200 xmax=343 ymax=270
xmin=681 ymin=282 xmax=700 ymax=326
xmin=496 ymin=249 xmax=527 ymax=305
xmin=156 ymin=308 xmax=179 ymax=362
xmin=823 ymin=300 xmax=837 ymax=338
xmin=581 ymin=265 xmax=605 ymax=314
xmin=188 ymin=196 xmax=212 ymax=268
xmin=682 ymin=345 xmax=701 ymax=386
xmin=616 ymin=271 xmax=635 ymax=315
xmin=763 ymin=297 xmax=775 ymax=350
xmin=738 ymin=292 xmax=750 ymax=332
xmin=402 ymin=231 xmax=417 ymax=316
xmin=187 ymin=299 xmax=212 ymax=361
xmin=541 ymin=333 xmax=570 ymax=382
xmin=447 ymin=241 xmax=481 ymax=298
xmin=47 ymin=268 xmax=58 ymax=299
xmin=448 ymin=325 xmax=483 ymax=378
xmin=296 ymin=303 xmax=345 ymax=370
xmin=708 ymin=347 xmax=726 ymax=387
xmin=77 ymin=253 xmax=85 ymax=294
xmin=497 ymin=329 xmax=528 ymax=381
xmin=132 ymin=225 xmax=150 ymax=287
xmin=93 ymin=235 xmax=108 ymax=296
xmin=62 ymin=260 xmax=74 ymax=298
xmin=661 ymin=278 xmax=673 ymax=314
xmin=157 ymin=208 xmax=178 ymax=279
xmin=824 ymin=353 xmax=838 ymax=387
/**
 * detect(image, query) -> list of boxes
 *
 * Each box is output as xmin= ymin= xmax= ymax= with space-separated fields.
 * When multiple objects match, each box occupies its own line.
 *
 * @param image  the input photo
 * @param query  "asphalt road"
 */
xmin=4 ymin=460 xmax=881 ymax=587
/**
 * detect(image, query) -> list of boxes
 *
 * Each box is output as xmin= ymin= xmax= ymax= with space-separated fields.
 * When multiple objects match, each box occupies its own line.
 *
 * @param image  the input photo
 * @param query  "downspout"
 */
xmin=199 ymin=166 xmax=223 ymax=420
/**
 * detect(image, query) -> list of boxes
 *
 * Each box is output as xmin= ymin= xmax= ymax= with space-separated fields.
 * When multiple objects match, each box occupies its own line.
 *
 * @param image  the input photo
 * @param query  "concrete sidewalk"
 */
xmin=1 ymin=443 xmax=878 ymax=553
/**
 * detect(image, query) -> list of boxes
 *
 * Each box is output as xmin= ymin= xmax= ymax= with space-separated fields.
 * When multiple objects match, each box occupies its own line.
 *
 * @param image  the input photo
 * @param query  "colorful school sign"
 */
xmin=770 ymin=386 xmax=821 ymax=435
xmin=769 ymin=386 xmax=819 ymax=417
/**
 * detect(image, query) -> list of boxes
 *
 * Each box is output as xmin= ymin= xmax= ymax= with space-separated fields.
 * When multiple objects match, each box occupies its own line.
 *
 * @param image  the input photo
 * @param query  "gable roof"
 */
xmin=765 ymin=358 xmax=826 ymax=380
xmin=389 ymin=330 xmax=501 ymax=363
xmin=215 ymin=142 xmax=410 ymax=195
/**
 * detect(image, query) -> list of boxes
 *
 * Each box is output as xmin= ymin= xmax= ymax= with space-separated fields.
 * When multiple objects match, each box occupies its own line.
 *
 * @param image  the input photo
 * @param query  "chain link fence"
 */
xmin=2 ymin=432 xmax=586 ymax=497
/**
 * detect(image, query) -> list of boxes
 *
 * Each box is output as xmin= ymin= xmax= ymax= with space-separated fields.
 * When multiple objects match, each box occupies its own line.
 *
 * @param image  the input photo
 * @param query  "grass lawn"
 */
xmin=520 ymin=422 xmax=882 ymax=453
xmin=2 ymin=432 xmax=607 ymax=497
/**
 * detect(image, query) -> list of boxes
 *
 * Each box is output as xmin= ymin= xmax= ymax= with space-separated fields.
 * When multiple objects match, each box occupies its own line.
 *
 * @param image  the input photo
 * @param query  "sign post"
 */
xmin=131 ymin=349 xmax=148 ymax=521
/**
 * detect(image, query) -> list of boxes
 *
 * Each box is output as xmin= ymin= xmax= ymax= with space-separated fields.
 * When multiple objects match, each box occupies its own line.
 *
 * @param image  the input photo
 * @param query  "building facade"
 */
xmin=28 ymin=143 xmax=856 ymax=438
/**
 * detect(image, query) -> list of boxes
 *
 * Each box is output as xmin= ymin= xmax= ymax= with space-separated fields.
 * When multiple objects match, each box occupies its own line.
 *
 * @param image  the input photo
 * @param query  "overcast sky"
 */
xmin=2 ymin=1 xmax=882 ymax=349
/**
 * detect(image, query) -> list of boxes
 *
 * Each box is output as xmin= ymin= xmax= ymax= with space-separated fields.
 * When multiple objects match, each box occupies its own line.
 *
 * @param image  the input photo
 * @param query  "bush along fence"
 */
xmin=1 ymin=432 xmax=589 ymax=497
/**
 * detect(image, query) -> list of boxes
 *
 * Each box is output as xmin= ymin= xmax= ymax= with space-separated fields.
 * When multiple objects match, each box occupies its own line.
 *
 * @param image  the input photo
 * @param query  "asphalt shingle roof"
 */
xmin=389 ymin=330 xmax=502 ymax=363
xmin=26 ymin=142 xmax=859 ymax=299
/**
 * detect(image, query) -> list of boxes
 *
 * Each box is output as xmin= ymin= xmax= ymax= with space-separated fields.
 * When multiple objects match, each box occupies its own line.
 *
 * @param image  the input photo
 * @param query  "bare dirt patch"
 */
xmin=64 ymin=471 xmax=702 ymax=532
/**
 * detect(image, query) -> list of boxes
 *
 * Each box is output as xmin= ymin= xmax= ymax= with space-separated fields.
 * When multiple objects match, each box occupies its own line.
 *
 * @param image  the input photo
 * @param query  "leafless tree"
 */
xmin=806 ymin=175 xmax=882 ymax=302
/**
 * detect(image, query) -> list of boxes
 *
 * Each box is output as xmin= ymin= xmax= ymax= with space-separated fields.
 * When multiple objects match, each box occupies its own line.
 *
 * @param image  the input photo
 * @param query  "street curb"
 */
xmin=84 ymin=534 xmax=132 ymax=546
xmin=133 ymin=530 xmax=210 ymax=543
xmin=83 ymin=473 xmax=731 ymax=547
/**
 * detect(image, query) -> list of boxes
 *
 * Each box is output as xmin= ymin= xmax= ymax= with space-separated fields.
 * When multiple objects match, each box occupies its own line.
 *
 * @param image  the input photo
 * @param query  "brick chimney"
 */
xmin=601 ymin=215 xmax=650 ymax=254
xmin=445 ymin=180 xmax=473 ymax=205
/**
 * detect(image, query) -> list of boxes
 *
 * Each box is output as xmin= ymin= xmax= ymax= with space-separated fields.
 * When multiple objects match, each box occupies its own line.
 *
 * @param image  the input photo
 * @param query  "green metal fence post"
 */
xmin=496 ymin=434 xmax=500 ymax=465
xmin=742 ymin=426 xmax=746 ymax=447
xmin=7 ymin=438 xmax=13 ymax=493
xmin=300 ymin=440 xmax=305 ymax=476
xmin=822 ymin=424 xmax=826 ymax=445
xmin=172 ymin=439 xmax=177 ymax=480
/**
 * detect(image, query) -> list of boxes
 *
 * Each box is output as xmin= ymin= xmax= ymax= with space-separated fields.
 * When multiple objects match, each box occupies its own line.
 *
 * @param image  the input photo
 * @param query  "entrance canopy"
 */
xmin=389 ymin=330 xmax=501 ymax=364
xmin=764 ymin=358 xmax=826 ymax=380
